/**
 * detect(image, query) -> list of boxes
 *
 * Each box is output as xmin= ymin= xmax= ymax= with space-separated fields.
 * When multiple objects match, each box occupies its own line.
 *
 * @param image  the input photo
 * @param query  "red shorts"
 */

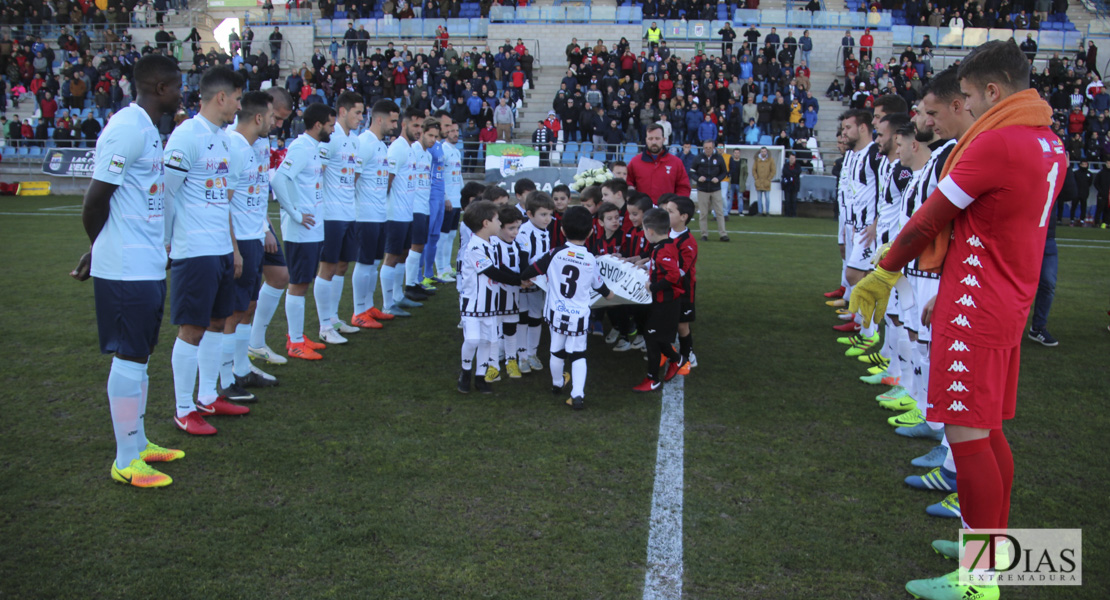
xmin=928 ymin=333 xmax=1020 ymax=429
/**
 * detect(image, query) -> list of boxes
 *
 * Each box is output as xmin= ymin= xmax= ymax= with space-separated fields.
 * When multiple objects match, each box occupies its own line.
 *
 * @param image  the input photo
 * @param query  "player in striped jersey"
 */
xmin=828 ymin=127 xmax=854 ymax=325
xmin=219 ymin=91 xmax=274 ymax=405
xmin=549 ymin=184 xmax=571 ymax=247
xmin=455 ymin=201 xmax=528 ymax=394
xmin=351 ymin=99 xmax=400 ymax=329
xmin=491 ymin=206 xmax=527 ymax=380
xmin=515 ymin=191 xmax=554 ymax=373
xmin=520 ymin=207 xmax=616 ymax=410
xmin=632 ymin=207 xmax=687 ymax=392
xmin=71 ymin=54 xmax=182 ymax=487
xmin=316 ymin=91 xmax=365 ymax=343
xmin=163 ymin=66 xmax=251 ymax=436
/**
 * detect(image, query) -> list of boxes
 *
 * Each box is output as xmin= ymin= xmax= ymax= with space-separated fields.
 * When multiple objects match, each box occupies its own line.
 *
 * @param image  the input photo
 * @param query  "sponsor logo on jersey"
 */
xmin=963 ymin=254 xmax=982 ymax=267
xmin=960 ymin=275 xmax=981 ymax=287
xmin=955 ymin=294 xmax=977 ymax=308
xmin=149 ymin=183 xmax=160 ymax=195
xmin=949 ymin=340 xmax=970 ymax=352
xmin=948 ymin=360 xmax=969 ymax=373
xmin=950 ymin=314 xmax=971 ymax=328
xmin=206 ymin=179 xmax=215 ymax=188
xmin=966 ymin=235 xmax=984 ymax=248
xmin=947 ymin=381 xmax=970 ymax=393
xmin=947 ymin=400 xmax=969 ymax=411
xmin=215 ymin=160 xmax=229 ymax=175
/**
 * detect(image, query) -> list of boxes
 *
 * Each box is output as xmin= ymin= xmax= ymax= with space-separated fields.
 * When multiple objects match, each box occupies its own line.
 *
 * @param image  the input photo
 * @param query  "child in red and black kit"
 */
xmin=549 ymin=184 xmax=571 ymax=247
xmin=589 ymin=202 xmax=624 ymax=256
xmin=633 ymin=207 xmax=687 ymax=391
xmin=658 ymin=194 xmax=698 ymax=371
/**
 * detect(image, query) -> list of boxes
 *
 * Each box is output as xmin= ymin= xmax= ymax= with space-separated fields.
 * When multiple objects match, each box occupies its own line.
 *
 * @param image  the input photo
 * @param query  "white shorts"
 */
xmin=550 ymin=327 xmax=588 ymax=354
xmin=461 ymin=315 xmax=498 ymax=343
xmin=893 ymin=276 xmax=915 ymax=326
xmin=906 ymin=275 xmax=940 ymax=343
xmin=519 ymin=291 xmax=545 ymax=320
xmin=845 ymin=226 xmax=877 ymax=272
xmin=499 ymin=312 xmax=519 ymax=325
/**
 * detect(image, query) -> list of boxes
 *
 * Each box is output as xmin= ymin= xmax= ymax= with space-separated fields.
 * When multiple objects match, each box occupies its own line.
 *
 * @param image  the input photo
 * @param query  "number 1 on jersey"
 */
xmin=1039 ymin=162 xmax=1059 ymax=228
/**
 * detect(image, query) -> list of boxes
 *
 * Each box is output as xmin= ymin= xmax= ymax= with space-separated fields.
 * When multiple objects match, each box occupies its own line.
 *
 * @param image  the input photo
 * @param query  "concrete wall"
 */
xmin=488 ymin=23 xmax=645 ymax=68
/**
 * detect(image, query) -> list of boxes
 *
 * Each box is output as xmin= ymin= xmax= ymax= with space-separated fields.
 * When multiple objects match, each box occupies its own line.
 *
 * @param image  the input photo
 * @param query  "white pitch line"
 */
xmin=643 ymin=376 xmax=685 ymax=600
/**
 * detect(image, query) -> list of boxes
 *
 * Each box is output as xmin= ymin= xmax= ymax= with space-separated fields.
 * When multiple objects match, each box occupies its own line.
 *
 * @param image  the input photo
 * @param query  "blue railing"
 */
xmin=314 ymin=17 xmax=489 ymax=38
xmin=891 ymin=25 xmax=1088 ymax=51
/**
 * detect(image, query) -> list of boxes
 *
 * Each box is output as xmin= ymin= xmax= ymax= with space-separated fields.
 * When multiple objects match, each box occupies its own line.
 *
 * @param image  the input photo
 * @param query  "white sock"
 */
xmin=108 ymin=357 xmax=144 ymax=469
xmin=437 ymin=230 xmax=456 ymax=272
xmin=250 ymin=283 xmax=284 ymax=348
xmin=405 ymin=250 xmax=422 ymax=286
xmin=329 ymin=275 xmax=345 ymax=324
xmin=233 ymin=323 xmax=251 ymax=378
xmin=942 ymin=434 xmax=957 ymax=471
xmin=898 ymin=335 xmax=916 ymax=394
xmin=476 ymin=340 xmax=492 ymax=373
xmin=504 ymin=329 xmax=519 ymax=364
xmin=549 ymin=353 xmax=564 ymax=387
xmin=197 ymin=332 xmax=222 ymax=406
xmin=861 ymin=322 xmax=876 ymax=338
xmin=527 ymin=324 xmax=542 ymax=357
xmin=487 ymin=337 xmax=499 ymax=372
xmin=461 ymin=338 xmax=479 ymax=372
xmin=219 ymin=330 xmax=236 ymax=389
xmin=571 ymin=358 xmax=587 ymax=398
xmin=393 ymin=265 xmax=405 ymax=304
xmin=884 ymin=324 xmax=902 ymax=379
xmin=171 ymin=337 xmax=199 ymax=418
xmin=286 ymin=294 xmax=306 ymax=343
xmin=314 ymin=276 xmax=332 ymax=330
xmin=137 ymin=362 xmax=150 ymax=449
xmin=380 ymin=264 xmax=396 ymax=308
xmin=914 ymin=342 xmax=930 ymax=415
xmin=352 ymin=261 xmax=377 ymax=314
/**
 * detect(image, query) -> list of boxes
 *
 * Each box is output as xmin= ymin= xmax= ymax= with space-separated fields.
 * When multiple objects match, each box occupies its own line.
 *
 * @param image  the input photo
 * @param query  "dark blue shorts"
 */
xmin=285 ymin=240 xmax=322 ymax=285
xmin=262 ymin=222 xmax=286 ymax=267
xmin=234 ymin=239 xmax=264 ymax=311
xmin=94 ymin=278 xmax=166 ymax=357
xmin=170 ymin=254 xmax=235 ymax=327
xmin=442 ymin=207 xmax=460 ymax=233
xmin=411 ymin=213 xmax=430 ymax=246
xmin=322 ymin=220 xmax=358 ymax=263
xmin=384 ymin=220 xmax=413 ymax=255
xmin=356 ymin=221 xmax=386 ymax=264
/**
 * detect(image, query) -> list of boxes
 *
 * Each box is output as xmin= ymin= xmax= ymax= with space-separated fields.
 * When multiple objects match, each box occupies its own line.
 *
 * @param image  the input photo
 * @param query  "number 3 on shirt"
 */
xmin=1039 ymin=162 xmax=1059 ymax=228
xmin=560 ymin=265 xmax=580 ymax=297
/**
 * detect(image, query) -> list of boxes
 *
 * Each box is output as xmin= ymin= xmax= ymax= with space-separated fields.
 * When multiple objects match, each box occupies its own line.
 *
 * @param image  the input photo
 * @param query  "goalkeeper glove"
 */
xmin=849 ymin=265 xmax=901 ymax=328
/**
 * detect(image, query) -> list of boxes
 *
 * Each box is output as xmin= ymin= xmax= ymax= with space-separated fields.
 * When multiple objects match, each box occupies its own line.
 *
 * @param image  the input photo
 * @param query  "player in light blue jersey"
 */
xmin=351 ymin=99 xmax=400 ymax=328
xmin=70 ymin=54 xmax=182 ymax=488
xmin=219 ymin=91 xmax=274 ymax=405
xmin=403 ymin=116 xmax=440 ymax=300
xmin=272 ymin=102 xmax=336 ymax=360
xmin=420 ymin=111 xmax=453 ymax=289
xmin=315 ymin=91 xmax=365 ymax=343
xmin=163 ymin=66 xmax=250 ymax=436
xmin=379 ymin=107 xmax=425 ymax=316
xmin=435 ymin=124 xmax=465 ymax=281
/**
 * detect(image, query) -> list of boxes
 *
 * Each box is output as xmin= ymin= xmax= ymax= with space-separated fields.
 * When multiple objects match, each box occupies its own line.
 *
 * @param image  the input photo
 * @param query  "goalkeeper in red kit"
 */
xmin=850 ymin=40 xmax=1067 ymax=600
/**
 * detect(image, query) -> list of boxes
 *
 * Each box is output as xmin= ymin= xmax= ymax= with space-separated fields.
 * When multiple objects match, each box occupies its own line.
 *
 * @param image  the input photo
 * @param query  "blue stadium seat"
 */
xmin=616 ymin=6 xmax=631 ymax=21
xmin=27 ymin=147 xmax=44 ymax=157
xmin=563 ymin=141 xmax=579 ymax=163
xmin=624 ymin=142 xmax=638 ymax=156
xmin=579 ymin=141 xmax=593 ymax=157
xmin=592 ymin=150 xmax=606 ymax=162
xmin=0 ymin=146 xmax=14 ymax=157
xmin=16 ymin=147 xmax=29 ymax=156
xmin=759 ymin=135 xmax=773 ymax=145
xmin=48 ymin=128 xmax=55 ymax=137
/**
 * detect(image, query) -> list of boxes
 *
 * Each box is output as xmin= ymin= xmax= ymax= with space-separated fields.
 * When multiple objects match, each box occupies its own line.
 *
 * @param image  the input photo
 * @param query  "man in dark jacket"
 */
xmin=780 ymin=152 xmax=802 ymax=217
xmin=532 ymin=120 xmax=553 ymax=166
xmin=692 ymin=139 xmax=729 ymax=241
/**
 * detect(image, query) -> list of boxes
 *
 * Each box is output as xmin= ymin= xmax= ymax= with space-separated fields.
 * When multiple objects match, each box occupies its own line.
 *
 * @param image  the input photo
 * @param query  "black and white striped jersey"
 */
xmin=493 ymin=237 xmax=523 ymax=313
xmin=516 ymin=221 xmax=551 ymax=293
xmin=878 ymin=157 xmax=914 ymax=243
xmin=531 ymin=243 xmax=610 ymax=336
xmin=456 ymin=235 xmax=506 ymax=317
xmin=846 ymin=141 xmax=882 ymax=228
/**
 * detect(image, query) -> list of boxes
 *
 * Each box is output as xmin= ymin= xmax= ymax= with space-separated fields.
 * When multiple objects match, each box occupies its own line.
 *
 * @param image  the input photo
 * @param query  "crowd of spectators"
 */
xmin=536 ymin=32 xmax=822 ymax=171
xmin=318 ymin=0 xmax=524 ymax=20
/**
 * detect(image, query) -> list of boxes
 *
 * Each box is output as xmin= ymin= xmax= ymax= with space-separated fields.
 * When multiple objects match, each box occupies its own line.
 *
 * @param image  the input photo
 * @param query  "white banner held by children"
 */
xmin=532 ymin=255 xmax=650 ymax=307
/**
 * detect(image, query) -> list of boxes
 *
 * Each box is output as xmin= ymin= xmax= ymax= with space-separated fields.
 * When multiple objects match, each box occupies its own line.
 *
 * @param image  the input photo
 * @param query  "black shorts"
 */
xmin=94 ymin=278 xmax=166 ymax=357
xmin=234 ymin=239 xmax=264 ymax=311
xmin=285 ymin=240 xmax=323 ymax=285
xmin=441 ymin=207 xmax=460 ymax=234
xmin=322 ymin=220 xmax=358 ymax=263
xmin=169 ymin=254 xmax=235 ymax=327
xmin=679 ymin=299 xmax=696 ymax=323
xmin=356 ymin=221 xmax=386 ymax=264
xmin=262 ymin=222 xmax=286 ymax=267
xmin=645 ymin=299 xmax=681 ymax=342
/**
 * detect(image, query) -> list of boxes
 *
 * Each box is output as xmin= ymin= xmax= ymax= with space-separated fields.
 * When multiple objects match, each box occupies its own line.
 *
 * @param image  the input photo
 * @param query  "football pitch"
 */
xmin=1 ymin=195 xmax=1108 ymax=599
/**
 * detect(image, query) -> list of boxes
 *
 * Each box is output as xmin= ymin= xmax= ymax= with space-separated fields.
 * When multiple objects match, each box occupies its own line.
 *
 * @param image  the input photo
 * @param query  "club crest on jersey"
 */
xmin=215 ymin=160 xmax=229 ymax=175
xmin=665 ymin=166 xmax=672 ymax=173
xmin=167 ymin=150 xmax=185 ymax=168
xmin=108 ymin=154 xmax=127 ymax=174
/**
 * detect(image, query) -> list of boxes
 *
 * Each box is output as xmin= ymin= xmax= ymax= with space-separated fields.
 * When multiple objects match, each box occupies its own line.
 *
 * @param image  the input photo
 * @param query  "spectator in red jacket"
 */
xmin=543 ymin=111 xmax=561 ymax=138
xmin=40 ymin=92 xmax=58 ymax=121
xmin=478 ymin=121 xmax=498 ymax=146
xmin=859 ymin=28 xmax=874 ymax=62
xmin=1068 ymin=106 xmax=1086 ymax=134
xmin=627 ymin=124 xmax=692 ymax=204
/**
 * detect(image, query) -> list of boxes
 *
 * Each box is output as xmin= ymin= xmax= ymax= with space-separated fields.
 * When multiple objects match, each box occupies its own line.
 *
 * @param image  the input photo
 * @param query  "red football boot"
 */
xmin=824 ymin=285 xmax=846 ymax=298
xmin=174 ymin=412 xmax=217 ymax=435
xmin=633 ymin=377 xmax=662 ymax=392
xmin=196 ymin=397 xmax=251 ymax=416
xmin=833 ymin=321 xmax=862 ymax=332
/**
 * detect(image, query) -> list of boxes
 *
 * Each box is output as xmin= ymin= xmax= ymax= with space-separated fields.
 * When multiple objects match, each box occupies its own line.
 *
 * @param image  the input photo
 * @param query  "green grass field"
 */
xmin=1 ymin=195 xmax=1107 ymax=599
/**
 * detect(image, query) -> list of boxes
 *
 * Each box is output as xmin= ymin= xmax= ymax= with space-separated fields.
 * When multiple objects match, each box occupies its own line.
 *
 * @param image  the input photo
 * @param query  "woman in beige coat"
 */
xmin=752 ymin=147 xmax=776 ymax=216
